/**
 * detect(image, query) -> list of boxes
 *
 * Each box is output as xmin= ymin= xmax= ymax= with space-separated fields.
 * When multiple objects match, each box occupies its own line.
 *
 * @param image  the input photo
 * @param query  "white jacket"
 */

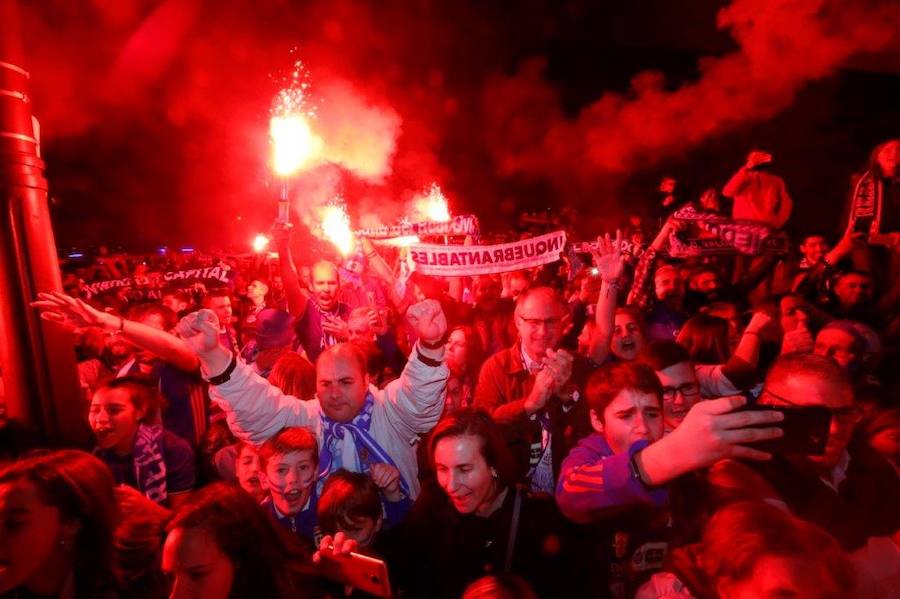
xmin=210 ymin=344 xmax=448 ymax=498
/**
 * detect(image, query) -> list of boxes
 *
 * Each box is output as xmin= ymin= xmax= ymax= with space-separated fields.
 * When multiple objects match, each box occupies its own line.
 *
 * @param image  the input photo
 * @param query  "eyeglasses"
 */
xmin=661 ymin=382 xmax=700 ymax=401
xmin=517 ymin=315 xmax=562 ymax=329
xmin=760 ymin=388 xmax=862 ymax=424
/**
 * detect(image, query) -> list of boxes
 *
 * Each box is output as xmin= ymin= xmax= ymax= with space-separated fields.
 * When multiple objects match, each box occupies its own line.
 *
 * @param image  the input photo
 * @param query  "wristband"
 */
xmin=416 ymin=350 xmax=443 ymax=368
xmin=206 ymin=352 xmax=238 ymax=386
xmin=419 ymin=333 xmax=448 ymax=350
xmin=629 ymin=451 xmax=651 ymax=489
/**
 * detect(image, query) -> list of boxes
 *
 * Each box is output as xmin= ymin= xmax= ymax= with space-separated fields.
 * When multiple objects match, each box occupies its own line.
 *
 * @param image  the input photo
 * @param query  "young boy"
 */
xmin=317 ymin=468 xmax=411 ymax=552
xmin=259 ymin=426 xmax=320 ymax=543
xmin=555 ymin=361 xmax=782 ymax=599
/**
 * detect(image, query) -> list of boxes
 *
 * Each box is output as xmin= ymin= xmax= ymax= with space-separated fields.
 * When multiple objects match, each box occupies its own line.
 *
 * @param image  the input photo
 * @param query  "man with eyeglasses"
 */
xmin=637 ymin=341 xmax=752 ymax=433
xmin=474 ymin=286 xmax=593 ymax=494
xmin=708 ymin=353 xmax=900 ymax=551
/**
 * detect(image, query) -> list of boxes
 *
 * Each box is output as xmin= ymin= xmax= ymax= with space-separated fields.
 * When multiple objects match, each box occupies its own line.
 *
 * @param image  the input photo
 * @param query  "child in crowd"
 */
xmin=234 ymin=440 xmax=266 ymax=503
xmin=258 ymin=426 xmax=321 ymax=544
xmin=316 ymin=468 xmax=411 ymax=552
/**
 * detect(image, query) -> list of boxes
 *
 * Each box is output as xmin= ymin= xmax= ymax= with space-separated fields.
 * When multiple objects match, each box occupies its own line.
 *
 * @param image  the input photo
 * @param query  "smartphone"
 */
xmin=739 ymin=405 xmax=831 ymax=455
xmin=317 ymin=551 xmax=393 ymax=598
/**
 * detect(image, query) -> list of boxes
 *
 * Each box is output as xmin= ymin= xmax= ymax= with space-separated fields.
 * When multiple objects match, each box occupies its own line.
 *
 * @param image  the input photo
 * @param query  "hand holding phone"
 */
xmin=738 ymin=404 xmax=831 ymax=455
xmin=315 ymin=534 xmax=393 ymax=598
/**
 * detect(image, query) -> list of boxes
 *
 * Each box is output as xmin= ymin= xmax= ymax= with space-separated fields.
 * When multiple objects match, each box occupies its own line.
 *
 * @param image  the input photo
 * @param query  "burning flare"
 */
xmin=414 ymin=183 xmax=451 ymax=222
xmin=252 ymin=234 xmax=270 ymax=253
xmin=320 ymin=203 xmax=355 ymax=256
xmin=270 ymin=60 xmax=322 ymax=176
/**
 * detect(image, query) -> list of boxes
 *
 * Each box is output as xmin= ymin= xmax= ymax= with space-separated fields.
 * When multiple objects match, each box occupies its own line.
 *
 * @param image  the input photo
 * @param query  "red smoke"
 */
xmin=15 ymin=0 xmax=900 ymax=247
xmin=483 ymin=0 xmax=899 ymax=185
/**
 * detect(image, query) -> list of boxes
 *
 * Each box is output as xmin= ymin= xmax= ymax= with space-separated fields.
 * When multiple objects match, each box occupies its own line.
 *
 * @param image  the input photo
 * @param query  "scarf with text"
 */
xmin=668 ymin=205 xmax=789 ymax=257
xmin=133 ymin=424 xmax=168 ymax=504
xmin=318 ymin=393 xmax=411 ymax=498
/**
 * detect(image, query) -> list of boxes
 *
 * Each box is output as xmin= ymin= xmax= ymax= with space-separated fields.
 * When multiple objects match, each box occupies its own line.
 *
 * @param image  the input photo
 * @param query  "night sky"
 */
xmin=18 ymin=0 xmax=900 ymax=252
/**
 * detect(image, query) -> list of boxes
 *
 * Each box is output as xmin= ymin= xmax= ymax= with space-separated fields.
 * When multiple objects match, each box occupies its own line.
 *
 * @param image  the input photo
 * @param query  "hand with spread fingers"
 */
xmin=31 ymin=291 xmax=117 ymax=330
xmin=590 ymin=229 xmax=627 ymax=284
xmin=635 ymin=395 xmax=785 ymax=486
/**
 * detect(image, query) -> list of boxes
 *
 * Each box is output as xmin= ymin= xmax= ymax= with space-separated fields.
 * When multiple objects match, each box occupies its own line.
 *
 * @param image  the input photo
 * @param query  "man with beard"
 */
xmin=683 ymin=267 xmax=722 ymax=313
xmin=707 ymin=353 xmax=900 ymax=552
xmin=474 ymin=287 xmax=593 ymax=493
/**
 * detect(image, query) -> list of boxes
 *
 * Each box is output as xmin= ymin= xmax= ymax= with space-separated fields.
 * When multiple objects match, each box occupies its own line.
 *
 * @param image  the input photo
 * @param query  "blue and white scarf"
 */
xmin=318 ymin=393 xmax=411 ymax=498
xmin=133 ymin=424 xmax=168 ymax=504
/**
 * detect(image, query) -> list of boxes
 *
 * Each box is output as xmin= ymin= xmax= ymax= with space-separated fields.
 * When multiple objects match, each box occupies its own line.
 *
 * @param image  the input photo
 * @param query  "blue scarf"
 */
xmin=133 ymin=424 xmax=168 ymax=504
xmin=318 ymin=393 xmax=411 ymax=498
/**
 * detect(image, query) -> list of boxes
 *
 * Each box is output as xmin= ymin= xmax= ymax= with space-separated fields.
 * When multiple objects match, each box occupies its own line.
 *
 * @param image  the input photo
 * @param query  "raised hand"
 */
xmin=31 ymin=291 xmax=116 ymax=330
xmin=746 ymin=150 xmax=772 ymax=169
xmin=406 ymin=299 xmax=447 ymax=345
xmin=175 ymin=309 xmax=222 ymax=356
xmin=590 ymin=229 xmax=627 ymax=283
xmin=270 ymin=220 xmax=293 ymax=244
xmin=744 ymin=311 xmax=774 ymax=337
xmin=367 ymin=309 xmax=389 ymax=336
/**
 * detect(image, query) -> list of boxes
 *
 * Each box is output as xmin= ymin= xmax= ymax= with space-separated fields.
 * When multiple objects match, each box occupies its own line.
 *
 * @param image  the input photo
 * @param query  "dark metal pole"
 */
xmin=0 ymin=0 xmax=89 ymax=445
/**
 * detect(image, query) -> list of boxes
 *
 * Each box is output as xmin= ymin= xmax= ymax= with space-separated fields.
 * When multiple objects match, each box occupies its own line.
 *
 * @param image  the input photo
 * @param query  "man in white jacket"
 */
xmin=177 ymin=299 xmax=449 ymax=499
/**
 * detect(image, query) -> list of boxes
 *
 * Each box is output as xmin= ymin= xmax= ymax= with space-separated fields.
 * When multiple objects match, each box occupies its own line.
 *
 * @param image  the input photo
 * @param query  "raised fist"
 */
xmin=175 ymin=309 xmax=222 ymax=355
xmin=406 ymin=299 xmax=447 ymax=345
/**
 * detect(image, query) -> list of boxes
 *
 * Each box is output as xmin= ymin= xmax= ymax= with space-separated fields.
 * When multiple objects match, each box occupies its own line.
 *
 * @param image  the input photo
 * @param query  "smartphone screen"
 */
xmin=739 ymin=405 xmax=831 ymax=455
xmin=317 ymin=551 xmax=393 ymax=598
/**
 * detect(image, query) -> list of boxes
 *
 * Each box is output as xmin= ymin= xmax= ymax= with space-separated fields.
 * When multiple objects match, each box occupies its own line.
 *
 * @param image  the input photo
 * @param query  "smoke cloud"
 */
xmin=483 ymin=0 xmax=899 ymax=185
xmin=16 ymin=0 xmax=900 ymax=248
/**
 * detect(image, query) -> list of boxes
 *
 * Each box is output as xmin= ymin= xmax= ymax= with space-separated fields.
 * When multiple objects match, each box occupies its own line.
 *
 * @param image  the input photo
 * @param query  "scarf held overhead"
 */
xmin=668 ymin=205 xmax=788 ymax=257
xmin=407 ymin=230 xmax=567 ymax=276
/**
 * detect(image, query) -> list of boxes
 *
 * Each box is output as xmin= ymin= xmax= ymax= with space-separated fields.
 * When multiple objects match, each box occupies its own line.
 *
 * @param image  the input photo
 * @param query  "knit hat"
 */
xmin=254 ymin=309 xmax=295 ymax=350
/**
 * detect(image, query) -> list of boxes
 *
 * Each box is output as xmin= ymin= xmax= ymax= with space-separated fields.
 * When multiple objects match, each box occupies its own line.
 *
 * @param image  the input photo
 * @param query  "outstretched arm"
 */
xmin=32 ymin=291 xmax=199 ymax=373
xmin=176 ymin=309 xmax=317 ymax=444
xmin=588 ymin=230 xmax=628 ymax=365
xmin=273 ymin=224 xmax=310 ymax=319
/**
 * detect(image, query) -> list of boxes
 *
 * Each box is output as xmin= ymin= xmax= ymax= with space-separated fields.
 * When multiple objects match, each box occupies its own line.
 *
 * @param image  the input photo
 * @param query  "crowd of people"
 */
xmin=2 ymin=140 xmax=900 ymax=598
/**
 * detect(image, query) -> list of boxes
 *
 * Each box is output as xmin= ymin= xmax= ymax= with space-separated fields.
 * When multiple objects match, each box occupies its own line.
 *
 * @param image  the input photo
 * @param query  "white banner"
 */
xmin=407 ymin=230 xmax=567 ymax=276
xmin=357 ymin=214 xmax=480 ymax=239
